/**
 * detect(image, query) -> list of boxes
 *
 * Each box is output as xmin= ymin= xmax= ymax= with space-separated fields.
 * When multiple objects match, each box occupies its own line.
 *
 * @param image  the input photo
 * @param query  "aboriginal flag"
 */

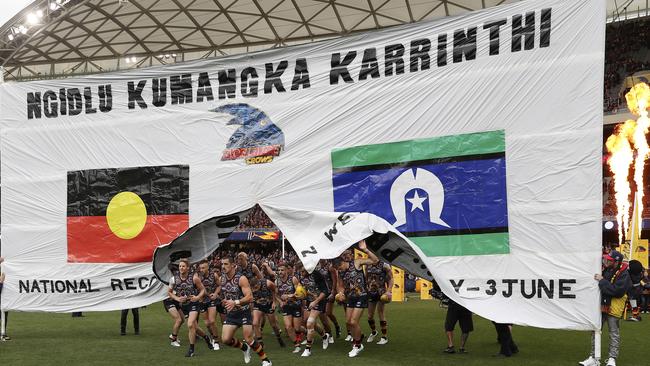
xmin=332 ymin=130 xmax=509 ymax=257
xmin=67 ymin=165 xmax=189 ymax=263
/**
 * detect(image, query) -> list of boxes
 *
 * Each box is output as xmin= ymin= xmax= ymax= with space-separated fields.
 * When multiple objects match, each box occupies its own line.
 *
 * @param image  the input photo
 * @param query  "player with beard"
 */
xmin=252 ymin=262 xmax=285 ymax=348
xmin=296 ymin=262 xmax=331 ymax=357
xmin=334 ymin=240 xmax=378 ymax=358
xmin=198 ymin=259 xmax=221 ymax=350
xmin=275 ymin=261 xmax=303 ymax=354
xmin=365 ymin=260 xmax=393 ymax=345
xmin=220 ymin=256 xmax=272 ymax=366
xmin=168 ymin=259 xmax=207 ymax=357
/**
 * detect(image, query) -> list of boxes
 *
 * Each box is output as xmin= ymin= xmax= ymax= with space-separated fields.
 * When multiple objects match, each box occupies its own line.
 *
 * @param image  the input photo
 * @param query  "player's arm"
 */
xmin=289 ymin=276 xmax=300 ymax=301
xmin=252 ymin=263 xmax=262 ymax=279
xmin=191 ymin=274 xmax=206 ymax=302
xmin=261 ymin=262 xmax=276 ymax=279
xmin=329 ymin=265 xmax=338 ymax=299
xmin=239 ymin=276 xmax=253 ymax=305
xmin=168 ymin=277 xmax=181 ymax=302
xmin=336 ymin=270 xmax=345 ymax=297
xmin=268 ymin=280 xmax=278 ymax=310
xmin=385 ymin=264 xmax=394 ymax=299
xmin=354 ymin=240 xmax=379 ymax=268
xmin=210 ymin=273 xmax=220 ymax=299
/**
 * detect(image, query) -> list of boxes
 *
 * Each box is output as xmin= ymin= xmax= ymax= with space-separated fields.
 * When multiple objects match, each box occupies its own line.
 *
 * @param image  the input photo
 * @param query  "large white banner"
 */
xmin=1 ymin=0 xmax=603 ymax=330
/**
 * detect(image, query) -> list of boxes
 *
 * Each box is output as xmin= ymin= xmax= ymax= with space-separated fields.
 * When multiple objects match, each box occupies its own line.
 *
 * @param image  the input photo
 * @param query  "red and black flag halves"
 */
xmin=67 ymin=165 xmax=189 ymax=263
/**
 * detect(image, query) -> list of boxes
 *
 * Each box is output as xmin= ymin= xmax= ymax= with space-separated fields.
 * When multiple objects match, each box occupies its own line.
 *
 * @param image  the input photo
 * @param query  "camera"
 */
xmin=429 ymin=288 xmax=450 ymax=307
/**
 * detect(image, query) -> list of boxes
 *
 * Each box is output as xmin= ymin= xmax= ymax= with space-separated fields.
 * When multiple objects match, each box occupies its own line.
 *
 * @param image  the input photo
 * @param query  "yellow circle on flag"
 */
xmin=106 ymin=191 xmax=147 ymax=240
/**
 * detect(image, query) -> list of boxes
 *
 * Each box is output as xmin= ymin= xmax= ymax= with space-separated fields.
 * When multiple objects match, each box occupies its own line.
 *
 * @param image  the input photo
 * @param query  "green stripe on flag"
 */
xmin=410 ymin=232 xmax=510 ymax=257
xmin=331 ymin=130 xmax=505 ymax=169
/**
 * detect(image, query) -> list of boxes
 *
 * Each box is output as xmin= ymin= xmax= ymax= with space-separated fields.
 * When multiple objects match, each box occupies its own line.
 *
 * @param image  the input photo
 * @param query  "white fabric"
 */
xmin=1 ymin=0 xmax=602 ymax=331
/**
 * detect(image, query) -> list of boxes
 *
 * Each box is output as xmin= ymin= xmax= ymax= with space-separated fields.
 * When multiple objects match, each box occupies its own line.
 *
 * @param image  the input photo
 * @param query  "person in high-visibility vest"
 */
xmin=579 ymin=251 xmax=632 ymax=366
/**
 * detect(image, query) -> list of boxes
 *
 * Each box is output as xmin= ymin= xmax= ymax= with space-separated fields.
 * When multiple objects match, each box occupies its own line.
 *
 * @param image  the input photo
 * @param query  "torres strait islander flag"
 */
xmin=67 ymin=165 xmax=189 ymax=263
xmin=332 ymin=130 xmax=509 ymax=257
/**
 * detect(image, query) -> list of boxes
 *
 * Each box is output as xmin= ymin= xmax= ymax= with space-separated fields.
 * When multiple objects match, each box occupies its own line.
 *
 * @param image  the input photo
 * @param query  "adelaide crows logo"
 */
xmin=213 ymin=103 xmax=285 ymax=164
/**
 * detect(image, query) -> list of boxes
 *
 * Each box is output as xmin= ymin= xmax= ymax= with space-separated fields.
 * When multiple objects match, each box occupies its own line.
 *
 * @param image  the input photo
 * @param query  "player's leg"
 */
xmin=326 ymin=300 xmax=341 ymax=338
xmin=301 ymin=310 xmax=320 ymax=357
xmin=244 ymin=324 xmax=271 ymax=365
xmin=186 ymin=310 xmax=200 ymax=357
xmin=168 ymin=306 xmax=184 ymax=346
xmin=266 ymin=310 xmax=285 ymax=347
xmin=253 ymin=309 xmax=264 ymax=346
xmin=376 ymin=301 xmax=388 ymax=345
xmin=367 ymin=300 xmax=378 ymax=342
xmin=282 ymin=314 xmax=299 ymax=353
xmin=207 ymin=306 xmax=220 ymax=349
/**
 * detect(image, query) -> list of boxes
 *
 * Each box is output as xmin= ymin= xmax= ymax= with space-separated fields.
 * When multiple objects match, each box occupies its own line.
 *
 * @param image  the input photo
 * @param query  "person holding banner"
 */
xmin=220 ymin=256 xmax=272 ymax=366
xmin=579 ymin=251 xmax=632 ymax=366
xmin=365 ymin=260 xmax=393 ymax=345
xmin=168 ymin=259 xmax=207 ymax=357
xmin=275 ymin=261 xmax=303 ymax=354
xmin=198 ymin=260 xmax=221 ymax=350
xmin=334 ymin=240 xmax=378 ymax=358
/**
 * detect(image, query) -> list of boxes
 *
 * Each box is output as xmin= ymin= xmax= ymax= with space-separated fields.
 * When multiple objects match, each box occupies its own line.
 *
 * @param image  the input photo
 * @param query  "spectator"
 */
xmin=642 ymin=269 xmax=650 ymax=314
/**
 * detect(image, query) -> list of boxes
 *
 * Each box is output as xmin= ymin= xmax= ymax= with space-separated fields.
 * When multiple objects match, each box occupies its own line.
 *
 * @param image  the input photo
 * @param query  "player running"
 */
xmin=198 ymin=259 xmax=221 ymax=350
xmin=252 ymin=262 xmax=285 ymax=348
xmin=334 ymin=240 xmax=378 ymax=358
xmin=296 ymin=262 xmax=331 ymax=357
xmin=275 ymin=261 xmax=303 ymax=354
xmin=168 ymin=259 xmax=207 ymax=357
xmin=220 ymin=256 xmax=272 ymax=366
xmin=365 ymin=260 xmax=393 ymax=345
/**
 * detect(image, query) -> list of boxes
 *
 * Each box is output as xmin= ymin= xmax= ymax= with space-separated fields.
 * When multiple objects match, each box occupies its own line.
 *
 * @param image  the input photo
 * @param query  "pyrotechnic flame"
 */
xmin=606 ymin=125 xmax=635 ymax=244
xmin=606 ymin=82 xmax=650 ymax=244
xmin=630 ymin=83 xmax=650 ymax=219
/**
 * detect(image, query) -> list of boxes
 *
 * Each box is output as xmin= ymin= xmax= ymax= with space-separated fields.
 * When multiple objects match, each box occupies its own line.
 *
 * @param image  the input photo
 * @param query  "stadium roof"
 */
xmin=1 ymin=0 xmax=648 ymax=81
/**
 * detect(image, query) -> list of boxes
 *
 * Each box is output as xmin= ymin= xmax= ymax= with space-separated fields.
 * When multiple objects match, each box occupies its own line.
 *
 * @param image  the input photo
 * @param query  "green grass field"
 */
xmin=1 ymin=296 xmax=648 ymax=366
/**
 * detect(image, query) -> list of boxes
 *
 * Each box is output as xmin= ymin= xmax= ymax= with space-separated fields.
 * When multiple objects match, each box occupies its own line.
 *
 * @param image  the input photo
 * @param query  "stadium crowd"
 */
xmin=603 ymin=17 xmax=650 ymax=113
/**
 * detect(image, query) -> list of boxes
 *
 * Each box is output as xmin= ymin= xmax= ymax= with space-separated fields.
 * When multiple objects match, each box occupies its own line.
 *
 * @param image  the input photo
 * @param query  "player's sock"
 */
xmin=227 ymin=337 xmax=247 ymax=350
xmin=249 ymin=340 xmax=268 ymax=361
xmin=189 ymin=343 xmax=195 ymax=352
xmin=368 ymin=319 xmax=376 ymax=333
xmin=256 ymin=337 xmax=264 ymax=347
xmin=171 ymin=334 xmax=178 ymax=341
xmin=306 ymin=339 xmax=313 ymax=350
xmin=380 ymin=321 xmax=387 ymax=337
xmin=354 ymin=338 xmax=362 ymax=348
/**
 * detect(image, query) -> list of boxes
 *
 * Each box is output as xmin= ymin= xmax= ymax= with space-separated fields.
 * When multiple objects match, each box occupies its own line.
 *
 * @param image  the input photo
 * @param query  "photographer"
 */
xmin=443 ymin=299 xmax=473 ymax=354
xmin=579 ymin=250 xmax=632 ymax=366
xmin=428 ymin=282 xmax=472 ymax=353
